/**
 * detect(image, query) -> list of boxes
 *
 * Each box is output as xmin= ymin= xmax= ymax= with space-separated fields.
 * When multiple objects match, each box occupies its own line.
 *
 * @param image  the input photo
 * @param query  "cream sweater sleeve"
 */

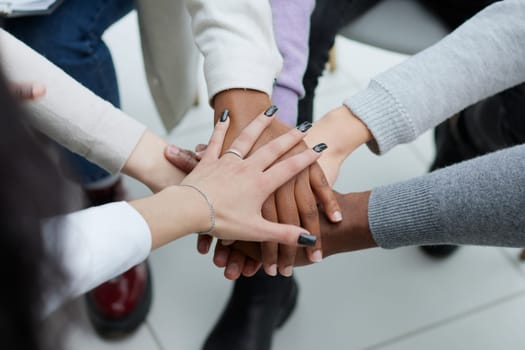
xmin=0 ymin=29 xmax=146 ymax=174
xmin=186 ymin=0 xmax=283 ymax=102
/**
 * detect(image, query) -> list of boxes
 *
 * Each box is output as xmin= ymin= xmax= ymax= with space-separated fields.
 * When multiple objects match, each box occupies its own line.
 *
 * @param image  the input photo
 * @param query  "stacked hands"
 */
xmin=165 ymin=103 xmax=377 ymax=280
xmin=165 ymin=106 xmax=343 ymax=280
xmin=13 ymin=81 xmax=377 ymax=280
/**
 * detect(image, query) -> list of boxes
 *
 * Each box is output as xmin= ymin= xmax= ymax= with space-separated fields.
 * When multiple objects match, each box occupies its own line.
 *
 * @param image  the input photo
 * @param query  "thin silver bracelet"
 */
xmin=180 ymin=184 xmax=215 ymax=235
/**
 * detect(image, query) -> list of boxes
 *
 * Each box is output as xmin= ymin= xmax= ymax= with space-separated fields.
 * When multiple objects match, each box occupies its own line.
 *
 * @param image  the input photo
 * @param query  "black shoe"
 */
xmin=202 ymin=271 xmax=298 ymax=350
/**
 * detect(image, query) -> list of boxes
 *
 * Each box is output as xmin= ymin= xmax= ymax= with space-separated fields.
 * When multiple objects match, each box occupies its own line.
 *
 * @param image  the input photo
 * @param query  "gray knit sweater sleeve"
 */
xmin=368 ymin=145 xmax=525 ymax=248
xmin=344 ymin=0 xmax=525 ymax=154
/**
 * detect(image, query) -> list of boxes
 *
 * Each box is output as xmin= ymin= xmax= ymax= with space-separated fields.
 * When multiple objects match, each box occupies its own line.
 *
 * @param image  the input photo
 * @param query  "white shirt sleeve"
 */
xmin=42 ymin=202 xmax=151 ymax=316
xmin=186 ymin=0 xmax=283 ymax=102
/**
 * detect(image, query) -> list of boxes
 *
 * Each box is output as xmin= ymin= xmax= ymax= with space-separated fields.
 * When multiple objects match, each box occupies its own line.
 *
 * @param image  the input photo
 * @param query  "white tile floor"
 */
xmin=61 ymin=12 xmax=525 ymax=350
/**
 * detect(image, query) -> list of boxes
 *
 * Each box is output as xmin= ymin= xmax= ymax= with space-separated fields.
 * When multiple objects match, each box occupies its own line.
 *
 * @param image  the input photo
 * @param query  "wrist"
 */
xmin=213 ymin=89 xmax=271 ymax=144
xmin=130 ymin=185 xmax=211 ymax=249
xmin=322 ymin=191 xmax=376 ymax=257
xmin=123 ymin=131 xmax=186 ymax=192
xmin=307 ymin=106 xmax=372 ymax=163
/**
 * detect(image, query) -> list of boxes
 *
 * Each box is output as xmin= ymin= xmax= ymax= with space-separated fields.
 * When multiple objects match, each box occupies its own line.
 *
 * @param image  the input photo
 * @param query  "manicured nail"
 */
xmin=313 ymin=143 xmax=328 ymax=153
xmin=267 ymin=264 xmax=277 ymax=277
xmin=296 ymin=121 xmax=312 ymax=133
xmin=311 ymin=250 xmax=323 ymax=263
xmin=167 ymin=144 xmax=180 ymax=156
xmin=264 ymin=105 xmax=279 ymax=117
xmin=226 ymin=263 xmax=239 ymax=276
xmin=333 ymin=211 xmax=343 ymax=222
xmin=281 ymin=266 xmax=293 ymax=277
xmin=220 ymin=109 xmax=229 ymax=122
xmin=298 ymin=233 xmax=316 ymax=247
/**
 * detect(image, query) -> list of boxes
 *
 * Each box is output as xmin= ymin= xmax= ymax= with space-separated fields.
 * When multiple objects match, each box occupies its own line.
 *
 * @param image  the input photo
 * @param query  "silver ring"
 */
xmin=223 ymin=148 xmax=244 ymax=159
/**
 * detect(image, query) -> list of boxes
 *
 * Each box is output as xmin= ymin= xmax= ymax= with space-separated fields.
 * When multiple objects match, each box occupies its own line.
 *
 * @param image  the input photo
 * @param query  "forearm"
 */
xmin=123 ymin=131 xmax=186 ymax=192
xmin=344 ymin=0 xmax=525 ymax=154
xmin=310 ymin=191 xmax=377 ymax=261
xmin=0 ymin=30 xmax=186 ymax=192
xmin=212 ymin=89 xmax=273 ymax=148
xmin=304 ymin=106 xmax=372 ymax=184
xmin=0 ymin=29 xmax=145 ymax=174
xmin=130 ymin=186 xmax=210 ymax=249
xmin=369 ymin=145 xmax=525 ymax=248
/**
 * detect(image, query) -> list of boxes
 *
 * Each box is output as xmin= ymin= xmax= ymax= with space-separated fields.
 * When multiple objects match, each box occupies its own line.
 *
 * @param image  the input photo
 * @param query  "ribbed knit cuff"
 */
xmin=368 ymin=179 xmax=442 ymax=249
xmin=344 ymin=80 xmax=417 ymax=155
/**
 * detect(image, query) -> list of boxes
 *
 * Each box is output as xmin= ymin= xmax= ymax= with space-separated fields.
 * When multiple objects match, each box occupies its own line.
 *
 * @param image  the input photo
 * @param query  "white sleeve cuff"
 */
xmin=42 ymin=202 xmax=151 ymax=314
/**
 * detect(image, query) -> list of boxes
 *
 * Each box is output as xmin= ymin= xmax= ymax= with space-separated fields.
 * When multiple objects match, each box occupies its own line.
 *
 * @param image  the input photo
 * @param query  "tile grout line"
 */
xmin=145 ymin=320 xmax=167 ymax=350
xmin=498 ymin=247 xmax=525 ymax=281
xmin=360 ymin=288 xmax=525 ymax=350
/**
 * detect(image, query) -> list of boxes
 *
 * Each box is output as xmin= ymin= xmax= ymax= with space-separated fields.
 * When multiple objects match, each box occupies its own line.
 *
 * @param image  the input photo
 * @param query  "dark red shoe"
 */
xmin=85 ymin=261 xmax=153 ymax=338
xmin=84 ymin=179 xmax=153 ymax=338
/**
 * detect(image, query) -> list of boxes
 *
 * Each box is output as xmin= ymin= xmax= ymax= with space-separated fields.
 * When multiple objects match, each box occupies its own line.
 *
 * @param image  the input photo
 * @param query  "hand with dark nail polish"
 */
xmin=313 ymin=143 xmax=328 ymax=153
xmin=296 ymin=121 xmax=313 ymax=133
xmin=264 ymin=105 xmax=279 ymax=116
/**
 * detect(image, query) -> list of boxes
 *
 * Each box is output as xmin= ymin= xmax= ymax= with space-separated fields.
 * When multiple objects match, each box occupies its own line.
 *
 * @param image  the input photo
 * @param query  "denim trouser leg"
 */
xmin=5 ymin=0 xmax=134 ymax=186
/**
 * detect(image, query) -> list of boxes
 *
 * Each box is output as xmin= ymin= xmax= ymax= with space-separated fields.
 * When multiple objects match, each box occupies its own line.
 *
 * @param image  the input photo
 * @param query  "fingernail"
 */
xmin=281 ymin=266 xmax=293 ymax=277
xmin=167 ymin=144 xmax=180 ymax=156
xmin=220 ymin=109 xmax=229 ymax=122
xmin=296 ymin=121 xmax=312 ymax=133
xmin=267 ymin=264 xmax=277 ymax=277
xmin=264 ymin=105 xmax=279 ymax=117
xmin=333 ymin=211 xmax=343 ymax=222
xmin=198 ymin=239 xmax=209 ymax=253
xmin=226 ymin=263 xmax=239 ymax=276
xmin=313 ymin=143 xmax=328 ymax=153
xmin=311 ymin=250 xmax=323 ymax=263
xmin=298 ymin=233 xmax=317 ymax=247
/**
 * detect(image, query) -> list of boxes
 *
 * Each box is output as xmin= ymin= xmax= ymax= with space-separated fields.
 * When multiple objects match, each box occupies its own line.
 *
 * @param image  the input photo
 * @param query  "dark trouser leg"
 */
xmin=298 ymin=0 xmax=380 ymax=124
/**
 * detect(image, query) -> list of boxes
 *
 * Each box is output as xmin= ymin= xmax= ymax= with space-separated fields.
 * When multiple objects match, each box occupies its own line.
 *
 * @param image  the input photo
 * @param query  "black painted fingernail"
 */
xmin=313 ymin=143 xmax=328 ymax=153
xmin=298 ymin=233 xmax=317 ymax=247
xmin=296 ymin=121 xmax=312 ymax=133
xmin=220 ymin=109 xmax=229 ymax=122
xmin=264 ymin=105 xmax=279 ymax=117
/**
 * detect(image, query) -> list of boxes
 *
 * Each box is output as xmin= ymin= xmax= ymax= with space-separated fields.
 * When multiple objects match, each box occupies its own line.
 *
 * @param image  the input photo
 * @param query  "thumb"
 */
xmin=164 ymin=144 xmax=200 ymax=173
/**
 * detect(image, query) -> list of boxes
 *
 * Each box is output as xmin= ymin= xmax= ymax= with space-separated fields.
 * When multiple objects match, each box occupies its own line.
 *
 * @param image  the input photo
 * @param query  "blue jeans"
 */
xmin=5 ymin=0 xmax=134 ymax=186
